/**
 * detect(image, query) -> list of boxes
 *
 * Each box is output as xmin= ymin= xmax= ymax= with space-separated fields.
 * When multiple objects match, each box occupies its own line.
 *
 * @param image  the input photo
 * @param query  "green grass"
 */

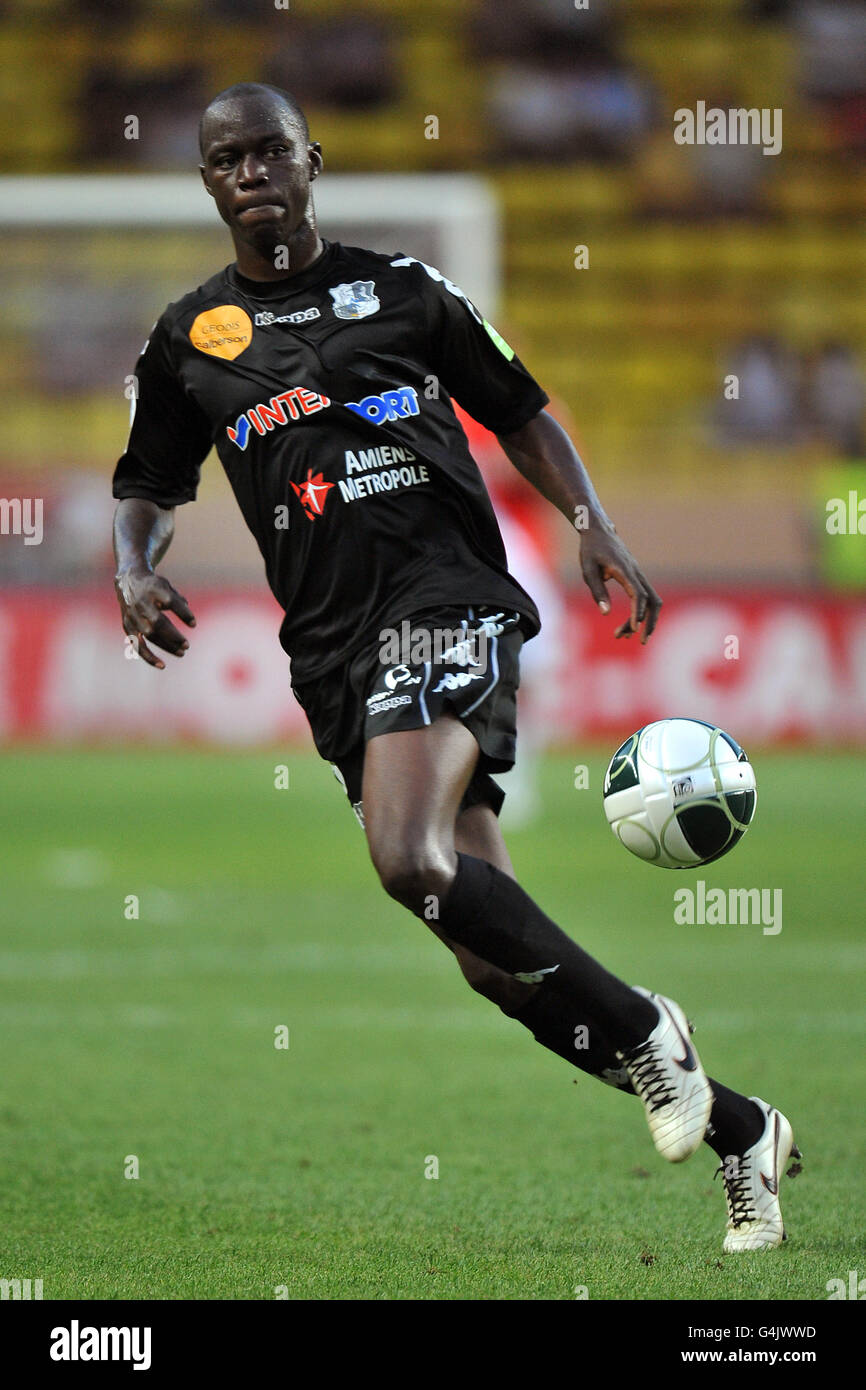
xmin=1 ymin=746 xmax=863 ymax=1300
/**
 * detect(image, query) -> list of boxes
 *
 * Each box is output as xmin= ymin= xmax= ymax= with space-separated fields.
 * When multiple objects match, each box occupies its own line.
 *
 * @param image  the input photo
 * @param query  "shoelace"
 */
xmin=619 ymin=1038 xmax=675 ymax=1112
xmin=714 ymin=1156 xmax=756 ymax=1228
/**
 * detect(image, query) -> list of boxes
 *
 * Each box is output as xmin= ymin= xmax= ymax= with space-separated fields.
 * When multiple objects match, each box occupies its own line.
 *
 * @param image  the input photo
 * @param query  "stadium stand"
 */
xmin=0 ymin=0 xmax=863 ymax=584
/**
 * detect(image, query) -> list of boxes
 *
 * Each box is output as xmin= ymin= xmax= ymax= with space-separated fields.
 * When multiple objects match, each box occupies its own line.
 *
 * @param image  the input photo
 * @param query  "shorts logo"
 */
xmin=254 ymin=308 xmax=320 ymax=326
xmin=330 ymin=280 xmax=380 ymax=320
xmin=226 ymin=386 xmax=331 ymax=450
xmin=189 ymin=305 xmax=253 ymax=361
xmin=344 ymin=387 xmax=419 ymax=426
xmin=367 ymin=693 xmax=413 ymax=715
xmin=431 ymin=671 xmax=484 ymax=693
xmin=384 ymin=663 xmax=421 ymax=691
xmin=290 ymin=468 xmax=335 ymax=520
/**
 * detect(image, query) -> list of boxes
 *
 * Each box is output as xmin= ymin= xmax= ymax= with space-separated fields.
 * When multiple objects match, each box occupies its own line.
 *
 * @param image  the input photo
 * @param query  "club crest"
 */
xmin=329 ymin=280 xmax=380 ymax=321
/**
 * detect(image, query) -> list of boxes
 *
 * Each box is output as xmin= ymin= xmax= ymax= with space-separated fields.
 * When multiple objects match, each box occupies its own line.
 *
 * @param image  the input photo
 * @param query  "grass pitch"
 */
xmin=1 ymin=746 xmax=863 ymax=1300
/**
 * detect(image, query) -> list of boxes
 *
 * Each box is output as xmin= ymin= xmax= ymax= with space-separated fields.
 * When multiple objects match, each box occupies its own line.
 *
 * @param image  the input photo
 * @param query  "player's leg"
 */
xmin=455 ymin=801 xmax=515 ymax=877
xmin=445 ymin=801 xmax=537 ymax=1014
xmin=361 ymin=714 xmax=653 ymax=1078
xmin=361 ymin=708 xmax=476 ymax=911
xmin=447 ymin=802 xmax=797 ymax=1228
xmin=361 ymin=715 xmax=794 ymax=1216
xmin=364 ymin=714 xmax=741 ymax=1162
xmin=363 ymin=712 xmax=658 ymax=1057
xmin=449 ymin=806 xmax=654 ymax=1082
xmin=449 ymin=802 xmax=652 ymax=1079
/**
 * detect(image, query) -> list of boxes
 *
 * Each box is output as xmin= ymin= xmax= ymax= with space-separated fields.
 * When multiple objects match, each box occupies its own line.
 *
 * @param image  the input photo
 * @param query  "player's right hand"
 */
xmin=115 ymin=565 xmax=196 ymax=670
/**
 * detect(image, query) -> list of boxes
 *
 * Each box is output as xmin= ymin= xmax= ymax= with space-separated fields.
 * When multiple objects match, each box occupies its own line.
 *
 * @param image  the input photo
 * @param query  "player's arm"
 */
xmin=496 ymin=410 xmax=662 ymax=644
xmin=414 ymin=265 xmax=662 ymax=643
xmin=113 ymin=498 xmax=195 ymax=670
xmin=111 ymin=315 xmax=211 ymax=668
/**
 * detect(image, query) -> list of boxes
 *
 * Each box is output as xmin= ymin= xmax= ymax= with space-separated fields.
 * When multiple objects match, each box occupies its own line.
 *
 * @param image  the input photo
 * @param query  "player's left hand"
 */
xmin=578 ymin=520 xmax=662 ymax=644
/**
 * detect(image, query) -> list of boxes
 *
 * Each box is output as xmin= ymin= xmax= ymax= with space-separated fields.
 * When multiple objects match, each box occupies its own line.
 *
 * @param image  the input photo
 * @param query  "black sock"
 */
xmin=704 ymin=1081 xmax=765 ymax=1158
xmin=511 ymin=987 xmax=636 ymax=1090
xmin=441 ymin=853 xmax=657 ymax=1049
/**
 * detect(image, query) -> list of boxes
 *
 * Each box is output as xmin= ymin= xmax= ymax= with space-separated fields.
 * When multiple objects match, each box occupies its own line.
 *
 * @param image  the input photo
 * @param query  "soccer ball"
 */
xmin=602 ymin=718 xmax=757 ymax=869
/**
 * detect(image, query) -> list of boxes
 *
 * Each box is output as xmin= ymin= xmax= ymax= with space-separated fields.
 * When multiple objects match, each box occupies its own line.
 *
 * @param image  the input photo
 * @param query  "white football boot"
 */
xmin=616 ymin=986 xmax=714 ymax=1163
xmin=718 ymin=1097 xmax=802 ymax=1253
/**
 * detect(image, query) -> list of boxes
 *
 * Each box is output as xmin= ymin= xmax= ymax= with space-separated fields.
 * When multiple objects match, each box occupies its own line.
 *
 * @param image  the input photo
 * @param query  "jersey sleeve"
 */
xmin=422 ymin=269 xmax=549 ymax=435
xmin=112 ymin=315 xmax=213 ymax=507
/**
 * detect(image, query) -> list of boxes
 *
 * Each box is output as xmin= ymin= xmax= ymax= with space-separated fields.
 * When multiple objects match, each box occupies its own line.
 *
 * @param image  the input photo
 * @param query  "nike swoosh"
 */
xmin=513 ymin=964 xmax=561 ymax=985
xmin=664 ymin=1002 xmax=698 ymax=1072
xmin=760 ymin=1112 xmax=780 ymax=1195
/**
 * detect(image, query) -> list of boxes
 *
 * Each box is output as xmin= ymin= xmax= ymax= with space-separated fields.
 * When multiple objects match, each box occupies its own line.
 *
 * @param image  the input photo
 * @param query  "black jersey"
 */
xmin=112 ymin=240 xmax=549 ymax=682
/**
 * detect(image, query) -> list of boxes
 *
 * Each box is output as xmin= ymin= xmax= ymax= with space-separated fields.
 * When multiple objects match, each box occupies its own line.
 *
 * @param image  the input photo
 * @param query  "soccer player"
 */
xmin=112 ymin=83 xmax=799 ymax=1252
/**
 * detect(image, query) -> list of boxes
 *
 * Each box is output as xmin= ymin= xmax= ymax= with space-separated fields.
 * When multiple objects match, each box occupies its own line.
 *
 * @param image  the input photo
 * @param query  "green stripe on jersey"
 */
xmin=483 ymin=319 xmax=515 ymax=360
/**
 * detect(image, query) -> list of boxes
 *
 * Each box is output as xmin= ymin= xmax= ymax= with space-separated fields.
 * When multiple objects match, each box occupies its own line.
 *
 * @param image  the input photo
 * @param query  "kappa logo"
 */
xmin=254 ymin=308 xmax=320 ymax=327
xmin=329 ymin=280 xmax=380 ymax=320
xmin=367 ymin=693 xmax=412 ymax=716
xmin=431 ymin=671 xmax=484 ymax=694
xmin=226 ymin=386 xmax=331 ymax=450
xmin=290 ymin=469 xmax=335 ymax=520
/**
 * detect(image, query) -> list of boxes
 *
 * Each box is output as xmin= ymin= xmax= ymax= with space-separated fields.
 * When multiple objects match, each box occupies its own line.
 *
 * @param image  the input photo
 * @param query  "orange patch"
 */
xmin=189 ymin=305 xmax=253 ymax=361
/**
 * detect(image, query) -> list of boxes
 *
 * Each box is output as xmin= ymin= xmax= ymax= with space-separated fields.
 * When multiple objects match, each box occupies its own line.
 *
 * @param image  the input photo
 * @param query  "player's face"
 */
xmin=199 ymin=97 xmax=322 ymax=255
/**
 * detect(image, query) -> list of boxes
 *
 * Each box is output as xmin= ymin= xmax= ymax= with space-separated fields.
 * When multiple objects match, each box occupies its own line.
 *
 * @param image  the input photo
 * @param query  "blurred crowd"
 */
xmin=713 ymin=338 xmax=866 ymax=455
xmin=750 ymin=0 xmax=866 ymax=153
xmin=21 ymin=0 xmax=861 ymax=174
xmin=1 ymin=0 xmax=863 ymax=592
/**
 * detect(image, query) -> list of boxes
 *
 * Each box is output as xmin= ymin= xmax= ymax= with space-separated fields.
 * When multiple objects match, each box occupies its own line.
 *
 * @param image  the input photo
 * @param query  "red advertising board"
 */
xmin=2 ymin=588 xmax=865 ymax=745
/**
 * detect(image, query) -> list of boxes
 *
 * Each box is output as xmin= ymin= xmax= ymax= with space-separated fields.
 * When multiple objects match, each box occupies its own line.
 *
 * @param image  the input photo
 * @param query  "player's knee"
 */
xmin=370 ymin=836 xmax=454 ymax=912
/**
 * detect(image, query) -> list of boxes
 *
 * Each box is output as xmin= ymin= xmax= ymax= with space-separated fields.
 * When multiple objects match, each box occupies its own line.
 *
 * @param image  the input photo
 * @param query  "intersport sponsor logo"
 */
xmin=226 ymin=386 xmax=331 ymax=450
xmin=344 ymin=385 xmax=419 ymax=425
xmin=226 ymin=385 xmax=419 ymax=452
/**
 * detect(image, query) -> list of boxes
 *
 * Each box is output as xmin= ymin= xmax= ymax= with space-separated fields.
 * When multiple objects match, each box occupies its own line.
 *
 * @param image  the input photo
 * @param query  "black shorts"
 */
xmin=291 ymin=606 xmax=526 ymax=825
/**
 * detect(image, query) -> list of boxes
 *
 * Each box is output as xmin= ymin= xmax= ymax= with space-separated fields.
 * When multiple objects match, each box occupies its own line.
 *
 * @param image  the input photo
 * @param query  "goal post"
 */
xmin=0 ymin=172 xmax=501 ymax=312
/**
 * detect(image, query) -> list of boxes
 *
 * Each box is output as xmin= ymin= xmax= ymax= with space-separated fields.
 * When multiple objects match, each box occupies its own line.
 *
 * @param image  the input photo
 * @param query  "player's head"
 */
xmin=198 ymin=82 xmax=323 ymax=258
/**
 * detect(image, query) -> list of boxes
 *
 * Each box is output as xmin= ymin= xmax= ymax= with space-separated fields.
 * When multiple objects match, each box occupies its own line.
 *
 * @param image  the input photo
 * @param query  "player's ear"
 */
xmin=199 ymin=164 xmax=214 ymax=196
xmin=308 ymin=143 xmax=323 ymax=181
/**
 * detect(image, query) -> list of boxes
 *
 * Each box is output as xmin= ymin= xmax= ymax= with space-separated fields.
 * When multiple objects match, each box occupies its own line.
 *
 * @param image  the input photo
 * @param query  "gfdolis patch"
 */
xmin=189 ymin=305 xmax=253 ymax=360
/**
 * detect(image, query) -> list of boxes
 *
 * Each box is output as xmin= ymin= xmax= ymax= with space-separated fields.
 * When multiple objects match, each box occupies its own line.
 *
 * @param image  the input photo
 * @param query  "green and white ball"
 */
xmin=602 ymin=718 xmax=757 ymax=869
